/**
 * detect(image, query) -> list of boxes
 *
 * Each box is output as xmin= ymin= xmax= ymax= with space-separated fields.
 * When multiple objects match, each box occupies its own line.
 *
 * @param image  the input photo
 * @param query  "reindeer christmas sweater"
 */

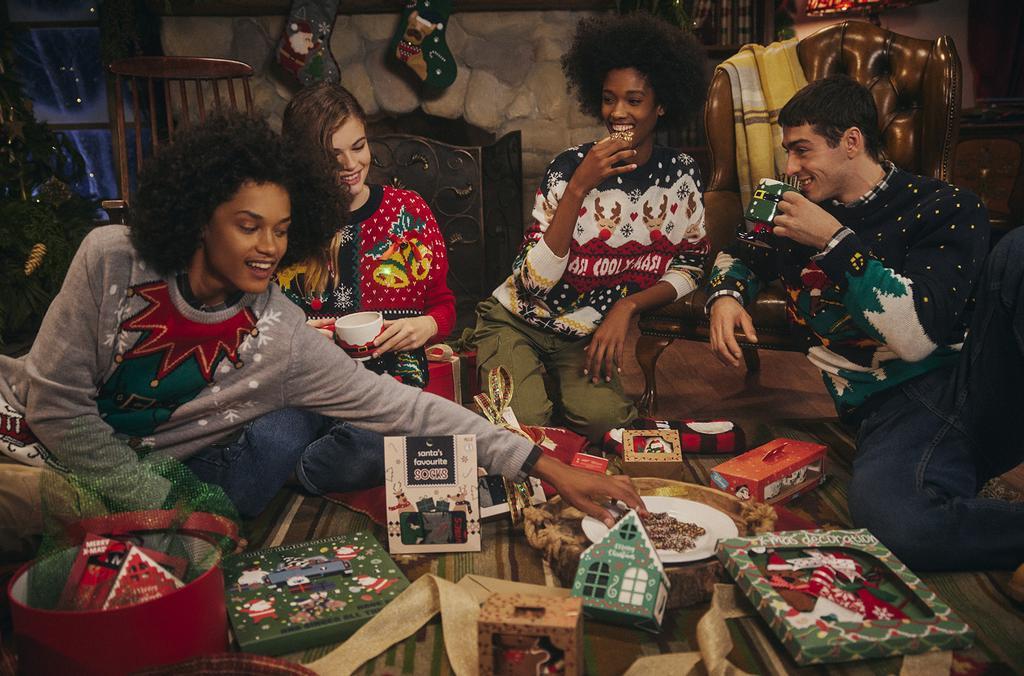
xmin=492 ymin=143 xmax=710 ymax=337
xmin=708 ymin=168 xmax=990 ymax=418
xmin=0 ymin=226 xmax=534 ymax=501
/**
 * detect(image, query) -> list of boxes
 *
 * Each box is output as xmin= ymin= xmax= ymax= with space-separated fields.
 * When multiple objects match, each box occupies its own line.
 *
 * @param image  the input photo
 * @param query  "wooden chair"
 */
xmin=102 ymin=56 xmax=255 ymax=220
xmin=635 ymin=20 xmax=963 ymax=415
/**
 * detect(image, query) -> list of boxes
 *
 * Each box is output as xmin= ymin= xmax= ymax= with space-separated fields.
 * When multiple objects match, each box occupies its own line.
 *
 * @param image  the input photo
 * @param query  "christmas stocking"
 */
xmin=276 ymin=0 xmax=340 ymax=87
xmin=390 ymin=0 xmax=456 ymax=89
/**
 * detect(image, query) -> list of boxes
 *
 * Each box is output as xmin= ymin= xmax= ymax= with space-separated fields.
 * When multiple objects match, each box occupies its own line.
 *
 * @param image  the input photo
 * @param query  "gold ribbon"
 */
xmin=624 ymin=584 xmax=951 ymax=676
xmin=473 ymin=366 xmax=533 ymax=442
xmin=308 ymin=574 xmax=480 ymax=676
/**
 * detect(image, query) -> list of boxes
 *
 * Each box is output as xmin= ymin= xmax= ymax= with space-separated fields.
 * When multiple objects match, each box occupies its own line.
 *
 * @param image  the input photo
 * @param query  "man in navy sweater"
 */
xmin=708 ymin=75 xmax=1022 ymax=582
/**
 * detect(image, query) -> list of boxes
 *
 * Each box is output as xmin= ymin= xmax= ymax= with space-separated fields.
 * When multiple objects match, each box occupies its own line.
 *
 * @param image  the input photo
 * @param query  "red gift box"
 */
xmin=709 ymin=438 xmax=827 ymax=505
xmin=424 ymin=345 xmax=462 ymax=403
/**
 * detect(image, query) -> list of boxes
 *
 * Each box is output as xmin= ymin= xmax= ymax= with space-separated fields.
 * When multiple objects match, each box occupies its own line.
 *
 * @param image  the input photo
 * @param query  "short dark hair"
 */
xmin=561 ymin=13 xmax=707 ymax=130
xmin=779 ymin=74 xmax=884 ymax=162
xmin=129 ymin=112 xmax=347 ymax=275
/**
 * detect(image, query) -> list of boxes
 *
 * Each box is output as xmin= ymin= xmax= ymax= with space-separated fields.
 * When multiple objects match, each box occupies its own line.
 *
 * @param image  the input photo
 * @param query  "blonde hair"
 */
xmin=282 ymin=83 xmax=368 ymax=295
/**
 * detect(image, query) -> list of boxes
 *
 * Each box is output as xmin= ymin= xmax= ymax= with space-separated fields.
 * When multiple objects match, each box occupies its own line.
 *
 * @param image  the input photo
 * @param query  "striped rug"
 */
xmin=246 ymin=418 xmax=1023 ymax=675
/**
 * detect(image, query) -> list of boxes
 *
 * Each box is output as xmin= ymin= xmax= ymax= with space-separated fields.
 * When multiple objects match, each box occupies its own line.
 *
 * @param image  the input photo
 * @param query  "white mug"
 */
xmin=334 ymin=311 xmax=383 ymax=361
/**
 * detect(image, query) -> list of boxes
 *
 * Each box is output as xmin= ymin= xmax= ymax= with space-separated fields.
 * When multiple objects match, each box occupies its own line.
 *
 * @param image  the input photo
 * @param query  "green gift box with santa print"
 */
xmin=223 ymin=532 xmax=409 ymax=655
xmin=717 ymin=529 xmax=974 ymax=665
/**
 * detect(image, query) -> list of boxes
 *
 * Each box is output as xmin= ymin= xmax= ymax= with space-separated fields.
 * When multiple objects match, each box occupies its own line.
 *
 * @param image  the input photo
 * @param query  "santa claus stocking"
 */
xmin=390 ymin=0 xmax=457 ymax=89
xmin=276 ymin=0 xmax=340 ymax=87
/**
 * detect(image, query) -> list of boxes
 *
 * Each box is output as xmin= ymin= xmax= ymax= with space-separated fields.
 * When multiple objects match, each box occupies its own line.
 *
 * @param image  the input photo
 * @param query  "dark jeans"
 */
xmin=849 ymin=228 xmax=1024 ymax=571
xmin=185 ymin=408 xmax=385 ymax=518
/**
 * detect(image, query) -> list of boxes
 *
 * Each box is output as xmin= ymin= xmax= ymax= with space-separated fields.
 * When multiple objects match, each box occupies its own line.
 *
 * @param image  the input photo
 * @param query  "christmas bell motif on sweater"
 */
xmin=366 ymin=206 xmax=433 ymax=289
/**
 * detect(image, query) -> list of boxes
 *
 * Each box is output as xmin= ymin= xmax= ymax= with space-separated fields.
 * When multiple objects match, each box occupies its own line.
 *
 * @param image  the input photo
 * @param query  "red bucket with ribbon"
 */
xmin=7 ymin=510 xmax=241 ymax=675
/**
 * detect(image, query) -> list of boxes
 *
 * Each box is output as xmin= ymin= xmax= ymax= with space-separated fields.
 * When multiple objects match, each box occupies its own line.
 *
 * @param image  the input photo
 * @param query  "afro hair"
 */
xmin=128 ymin=112 xmax=348 ymax=276
xmin=561 ymin=13 xmax=707 ymax=130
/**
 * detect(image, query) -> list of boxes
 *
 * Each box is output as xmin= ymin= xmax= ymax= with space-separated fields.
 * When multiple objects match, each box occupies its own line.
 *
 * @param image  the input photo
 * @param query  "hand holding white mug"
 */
xmin=306 ymin=317 xmax=336 ymax=339
xmin=372 ymin=316 xmax=438 ymax=358
xmin=334 ymin=311 xmax=384 ymax=361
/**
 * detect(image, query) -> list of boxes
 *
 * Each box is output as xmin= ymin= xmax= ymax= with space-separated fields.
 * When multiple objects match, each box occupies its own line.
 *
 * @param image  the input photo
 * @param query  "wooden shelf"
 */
xmin=146 ymin=0 xmax=616 ymax=15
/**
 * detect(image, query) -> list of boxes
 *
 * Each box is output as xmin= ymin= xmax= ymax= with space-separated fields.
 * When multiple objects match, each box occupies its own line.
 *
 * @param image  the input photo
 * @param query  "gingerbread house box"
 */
xmin=478 ymin=594 xmax=583 ymax=676
xmin=223 ymin=532 xmax=409 ymax=655
xmin=384 ymin=434 xmax=481 ymax=554
xmin=709 ymin=438 xmax=826 ymax=504
xmin=570 ymin=510 xmax=669 ymax=633
xmin=717 ymin=529 xmax=974 ymax=665
xmin=620 ymin=429 xmax=685 ymax=480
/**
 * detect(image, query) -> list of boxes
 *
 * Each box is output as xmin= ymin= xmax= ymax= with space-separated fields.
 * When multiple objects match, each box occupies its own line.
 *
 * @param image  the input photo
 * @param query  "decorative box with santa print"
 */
xmin=478 ymin=594 xmax=583 ymax=676
xmin=709 ymin=438 xmax=826 ymax=504
xmin=717 ymin=529 xmax=974 ymax=665
xmin=620 ymin=429 xmax=684 ymax=480
xmin=384 ymin=434 xmax=481 ymax=554
xmin=223 ymin=532 xmax=409 ymax=655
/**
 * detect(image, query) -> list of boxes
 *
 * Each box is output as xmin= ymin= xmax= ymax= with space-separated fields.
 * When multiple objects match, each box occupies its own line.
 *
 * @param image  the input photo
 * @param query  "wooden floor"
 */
xmin=618 ymin=323 xmax=837 ymax=421
xmin=619 ymin=323 xmax=1024 ymax=491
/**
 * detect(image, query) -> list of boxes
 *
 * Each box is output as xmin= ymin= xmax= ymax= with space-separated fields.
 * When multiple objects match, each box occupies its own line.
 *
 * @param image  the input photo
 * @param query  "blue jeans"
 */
xmin=185 ymin=409 xmax=385 ymax=518
xmin=849 ymin=228 xmax=1024 ymax=571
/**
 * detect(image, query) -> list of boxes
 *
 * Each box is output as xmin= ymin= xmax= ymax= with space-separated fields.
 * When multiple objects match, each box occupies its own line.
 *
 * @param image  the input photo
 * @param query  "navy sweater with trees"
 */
xmin=708 ymin=168 xmax=990 ymax=418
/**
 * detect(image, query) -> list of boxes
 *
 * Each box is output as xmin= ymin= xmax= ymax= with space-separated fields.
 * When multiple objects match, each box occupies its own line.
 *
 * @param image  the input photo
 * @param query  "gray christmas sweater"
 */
xmin=708 ymin=169 xmax=990 ymax=418
xmin=0 ymin=226 xmax=534 ymax=498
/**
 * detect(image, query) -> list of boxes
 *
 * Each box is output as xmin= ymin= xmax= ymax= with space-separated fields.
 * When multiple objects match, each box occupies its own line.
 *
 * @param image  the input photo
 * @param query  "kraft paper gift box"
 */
xmin=478 ymin=594 xmax=583 ymax=676
xmin=620 ymin=429 xmax=685 ymax=480
xmin=709 ymin=438 xmax=826 ymax=504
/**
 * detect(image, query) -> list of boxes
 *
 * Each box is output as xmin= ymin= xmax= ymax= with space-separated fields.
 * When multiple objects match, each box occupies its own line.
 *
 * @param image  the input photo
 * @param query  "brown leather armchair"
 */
xmin=635 ymin=20 xmax=962 ymax=415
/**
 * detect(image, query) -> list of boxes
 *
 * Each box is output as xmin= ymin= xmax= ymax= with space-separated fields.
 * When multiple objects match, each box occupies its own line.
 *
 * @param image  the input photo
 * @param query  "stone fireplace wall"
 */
xmin=160 ymin=10 xmax=608 ymax=222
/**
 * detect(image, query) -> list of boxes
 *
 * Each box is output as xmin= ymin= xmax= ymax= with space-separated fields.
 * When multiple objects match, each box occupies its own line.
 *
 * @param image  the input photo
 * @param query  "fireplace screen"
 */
xmin=368 ymin=132 xmax=523 ymax=332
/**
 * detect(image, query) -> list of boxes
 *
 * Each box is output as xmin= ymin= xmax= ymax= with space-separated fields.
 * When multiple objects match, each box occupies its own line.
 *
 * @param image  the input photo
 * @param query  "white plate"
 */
xmin=581 ymin=496 xmax=739 ymax=564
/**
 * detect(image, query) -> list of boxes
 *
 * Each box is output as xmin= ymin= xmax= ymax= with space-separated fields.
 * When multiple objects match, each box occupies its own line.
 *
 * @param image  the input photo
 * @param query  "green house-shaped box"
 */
xmin=570 ymin=510 xmax=669 ymax=634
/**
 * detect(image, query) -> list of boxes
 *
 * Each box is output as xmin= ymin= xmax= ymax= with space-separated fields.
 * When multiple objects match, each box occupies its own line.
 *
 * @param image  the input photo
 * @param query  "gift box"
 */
xmin=717 ymin=529 xmax=975 ymax=665
xmin=620 ymin=429 xmax=685 ymax=480
xmin=604 ymin=419 xmax=745 ymax=456
xmin=478 ymin=593 xmax=583 ymax=676
xmin=223 ymin=532 xmax=409 ymax=655
xmin=444 ymin=328 xmax=481 ymax=404
xmin=477 ymin=470 xmax=546 ymax=521
xmin=424 ymin=344 xmax=462 ymax=403
xmin=570 ymin=510 xmax=670 ymax=634
xmin=384 ymin=434 xmax=481 ymax=554
xmin=709 ymin=438 xmax=826 ymax=504
xmin=8 ymin=525 xmax=230 ymax=675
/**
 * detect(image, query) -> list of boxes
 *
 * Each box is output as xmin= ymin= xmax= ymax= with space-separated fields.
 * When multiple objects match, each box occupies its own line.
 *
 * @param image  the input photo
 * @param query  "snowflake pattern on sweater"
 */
xmin=708 ymin=169 xmax=990 ymax=416
xmin=277 ymin=185 xmax=455 ymax=387
xmin=0 ymin=226 xmax=537 ymax=486
xmin=493 ymin=144 xmax=710 ymax=337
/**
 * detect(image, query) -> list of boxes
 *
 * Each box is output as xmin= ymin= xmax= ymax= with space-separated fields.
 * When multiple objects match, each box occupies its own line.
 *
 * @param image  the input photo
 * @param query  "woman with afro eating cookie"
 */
xmin=474 ymin=13 xmax=709 ymax=442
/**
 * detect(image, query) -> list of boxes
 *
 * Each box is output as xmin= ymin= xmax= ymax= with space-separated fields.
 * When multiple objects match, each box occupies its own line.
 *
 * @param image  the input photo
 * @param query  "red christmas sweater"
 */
xmin=493 ymin=144 xmax=709 ymax=337
xmin=277 ymin=185 xmax=455 ymax=386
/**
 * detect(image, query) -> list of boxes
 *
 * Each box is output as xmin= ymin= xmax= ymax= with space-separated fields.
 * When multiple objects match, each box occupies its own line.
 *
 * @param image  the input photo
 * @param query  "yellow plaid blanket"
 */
xmin=718 ymin=38 xmax=808 ymax=206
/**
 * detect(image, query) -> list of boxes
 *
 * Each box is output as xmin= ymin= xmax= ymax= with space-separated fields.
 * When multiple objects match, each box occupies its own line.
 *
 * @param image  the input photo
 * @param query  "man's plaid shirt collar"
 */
xmin=831 ymin=161 xmax=896 ymax=208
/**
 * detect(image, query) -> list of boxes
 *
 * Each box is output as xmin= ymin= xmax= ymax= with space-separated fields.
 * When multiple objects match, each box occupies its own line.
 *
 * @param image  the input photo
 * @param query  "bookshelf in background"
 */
xmin=659 ymin=0 xmax=777 ymax=177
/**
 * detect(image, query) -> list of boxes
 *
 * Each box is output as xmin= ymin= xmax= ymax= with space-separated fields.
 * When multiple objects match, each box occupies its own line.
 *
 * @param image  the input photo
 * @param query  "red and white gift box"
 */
xmin=424 ymin=344 xmax=462 ymax=403
xmin=709 ymin=438 xmax=826 ymax=505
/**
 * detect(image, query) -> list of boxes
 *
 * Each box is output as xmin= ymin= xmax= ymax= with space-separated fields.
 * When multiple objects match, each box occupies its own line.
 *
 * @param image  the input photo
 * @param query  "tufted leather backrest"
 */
xmin=705 ymin=21 xmax=962 ymax=199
